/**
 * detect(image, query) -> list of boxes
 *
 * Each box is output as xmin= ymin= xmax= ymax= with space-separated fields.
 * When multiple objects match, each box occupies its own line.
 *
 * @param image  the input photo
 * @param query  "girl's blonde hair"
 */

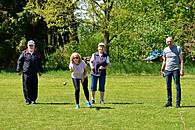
xmin=70 ymin=52 xmax=82 ymax=64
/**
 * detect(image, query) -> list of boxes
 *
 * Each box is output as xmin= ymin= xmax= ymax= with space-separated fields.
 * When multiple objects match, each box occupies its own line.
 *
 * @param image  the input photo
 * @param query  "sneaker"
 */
xmin=91 ymin=99 xmax=95 ymax=104
xmin=164 ymin=102 xmax=172 ymax=107
xmin=176 ymin=104 xmax=180 ymax=108
xmin=75 ymin=104 xmax=80 ymax=109
xmin=100 ymin=100 xmax=104 ymax=104
xmin=86 ymin=102 xmax=92 ymax=108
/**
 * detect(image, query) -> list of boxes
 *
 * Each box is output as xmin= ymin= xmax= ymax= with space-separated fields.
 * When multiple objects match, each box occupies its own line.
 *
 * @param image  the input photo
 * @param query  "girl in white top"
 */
xmin=69 ymin=52 xmax=92 ymax=109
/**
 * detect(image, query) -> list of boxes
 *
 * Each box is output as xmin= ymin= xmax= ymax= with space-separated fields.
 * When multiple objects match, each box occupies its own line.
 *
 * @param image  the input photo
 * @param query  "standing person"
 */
xmin=16 ymin=40 xmax=43 ymax=105
xmin=90 ymin=42 xmax=109 ymax=104
xmin=69 ymin=52 xmax=92 ymax=109
xmin=161 ymin=36 xmax=184 ymax=108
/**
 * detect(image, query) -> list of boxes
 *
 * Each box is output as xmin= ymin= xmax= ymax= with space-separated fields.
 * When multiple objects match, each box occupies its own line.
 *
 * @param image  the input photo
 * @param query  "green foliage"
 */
xmin=0 ymin=0 xmax=194 ymax=69
xmin=77 ymin=24 xmax=104 ymax=56
xmin=85 ymin=0 xmax=194 ymax=63
xmin=0 ymin=10 xmax=19 ymax=68
xmin=45 ymin=42 xmax=78 ymax=70
xmin=45 ymin=31 xmax=102 ymax=70
xmin=40 ymin=0 xmax=75 ymax=29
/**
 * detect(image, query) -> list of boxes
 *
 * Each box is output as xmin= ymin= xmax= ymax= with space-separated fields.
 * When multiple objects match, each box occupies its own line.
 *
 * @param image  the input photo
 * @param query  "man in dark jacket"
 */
xmin=16 ymin=40 xmax=43 ymax=105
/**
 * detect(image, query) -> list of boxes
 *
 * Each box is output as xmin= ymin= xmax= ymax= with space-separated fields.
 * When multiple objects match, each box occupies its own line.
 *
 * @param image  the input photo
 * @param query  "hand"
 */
xmin=160 ymin=71 xmax=165 ymax=77
xmin=38 ymin=72 xmax=42 ymax=76
xmin=81 ymin=76 xmax=85 ymax=83
xmin=99 ymin=66 xmax=105 ymax=70
xmin=69 ymin=67 xmax=74 ymax=72
xmin=17 ymin=72 xmax=22 ymax=75
xmin=92 ymin=68 xmax=95 ymax=73
xmin=180 ymin=70 xmax=184 ymax=76
xmin=91 ymin=66 xmax=95 ymax=70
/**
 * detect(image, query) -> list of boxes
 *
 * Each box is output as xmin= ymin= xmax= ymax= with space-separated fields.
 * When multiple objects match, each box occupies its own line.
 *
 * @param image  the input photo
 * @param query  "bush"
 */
xmin=45 ymin=42 xmax=77 ymax=70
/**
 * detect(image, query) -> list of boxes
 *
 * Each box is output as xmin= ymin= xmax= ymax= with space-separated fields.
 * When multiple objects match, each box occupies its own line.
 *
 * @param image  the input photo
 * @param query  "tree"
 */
xmin=83 ymin=0 xmax=116 ymax=55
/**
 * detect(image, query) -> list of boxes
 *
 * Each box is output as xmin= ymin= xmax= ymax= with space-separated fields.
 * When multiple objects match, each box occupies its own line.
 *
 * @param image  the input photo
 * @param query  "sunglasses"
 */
xmin=98 ymin=45 xmax=105 ymax=47
xmin=73 ymin=57 xmax=79 ymax=60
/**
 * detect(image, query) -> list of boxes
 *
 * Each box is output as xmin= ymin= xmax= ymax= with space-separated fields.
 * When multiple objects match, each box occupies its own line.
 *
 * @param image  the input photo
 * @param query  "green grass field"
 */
xmin=0 ymin=71 xmax=195 ymax=130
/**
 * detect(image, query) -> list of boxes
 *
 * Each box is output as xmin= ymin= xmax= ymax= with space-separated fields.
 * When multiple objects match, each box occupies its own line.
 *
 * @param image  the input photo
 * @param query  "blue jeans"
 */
xmin=91 ymin=74 xmax=106 ymax=92
xmin=165 ymin=69 xmax=181 ymax=104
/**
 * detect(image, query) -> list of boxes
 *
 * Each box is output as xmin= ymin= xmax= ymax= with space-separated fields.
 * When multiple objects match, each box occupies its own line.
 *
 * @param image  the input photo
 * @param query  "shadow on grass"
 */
xmin=91 ymin=102 xmax=144 ymax=111
xmin=181 ymin=105 xmax=195 ymax=108
xmin=92 ymin=106 xmax=114 ymax=111
xmin=107 ymin=102 xmax=144 ymax=105
xmin=36 ymin=102 xmax=73 ymax=105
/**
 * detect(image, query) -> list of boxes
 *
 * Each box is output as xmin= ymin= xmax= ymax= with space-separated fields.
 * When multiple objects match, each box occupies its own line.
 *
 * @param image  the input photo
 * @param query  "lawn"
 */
xmin=0 ymin=71 xmax=195 ymax=130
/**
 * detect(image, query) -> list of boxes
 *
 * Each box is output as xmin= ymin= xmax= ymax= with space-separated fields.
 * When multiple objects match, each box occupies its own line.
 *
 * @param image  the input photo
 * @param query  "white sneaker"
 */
xmin=86 ymin=102 xmax=92 ymax=108
xmin=75 ymin=104 xmax=80 ymax=109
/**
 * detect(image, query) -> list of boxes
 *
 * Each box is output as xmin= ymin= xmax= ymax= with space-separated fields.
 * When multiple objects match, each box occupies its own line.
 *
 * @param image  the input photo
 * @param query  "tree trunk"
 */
xmin=103 ymin=0 xmax=113 ymax=56
xmin=104 ymin=31 xmax=110 ymax=55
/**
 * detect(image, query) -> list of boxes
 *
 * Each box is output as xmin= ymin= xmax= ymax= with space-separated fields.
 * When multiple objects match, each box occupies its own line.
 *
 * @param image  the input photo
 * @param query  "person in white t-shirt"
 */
xmin=69 ymin=52 xmax=92 ymax=109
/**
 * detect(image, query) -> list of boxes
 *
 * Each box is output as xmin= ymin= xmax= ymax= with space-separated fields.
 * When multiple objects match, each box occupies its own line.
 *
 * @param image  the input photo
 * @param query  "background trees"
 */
xmin=0 ymin=0 xmax=194 ymax=69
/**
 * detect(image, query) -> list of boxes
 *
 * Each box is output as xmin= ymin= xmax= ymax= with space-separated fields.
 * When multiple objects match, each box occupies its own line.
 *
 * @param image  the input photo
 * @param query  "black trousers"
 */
xmin=72 ymin=77 xmax=89 ymax=104
xmin=22 ymin=73 xmax=38 ymax=102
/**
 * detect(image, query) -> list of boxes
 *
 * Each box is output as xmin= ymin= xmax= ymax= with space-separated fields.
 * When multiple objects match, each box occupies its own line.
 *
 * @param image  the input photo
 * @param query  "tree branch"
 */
xmin=108 ymin=1 xmax=114 ymax=13
xmin=89 ymin=0 xmax=101 ymax=8
xmin=109 ymin=35 xmax=117 ymax=43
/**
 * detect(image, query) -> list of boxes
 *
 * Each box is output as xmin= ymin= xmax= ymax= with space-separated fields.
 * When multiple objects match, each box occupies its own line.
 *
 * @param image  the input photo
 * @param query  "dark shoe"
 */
xmin=91 ymin=99 xmax=95 ymax=104
xmin=176 ymin=104 xmax=180 ymax=108
xmin=63 ymin=81 xmax=67 ymax=85
xmin=31 ymin=101 xmax=36 ymax=104
xmin=164 ymin=102 xmax=172 ymax=107
xmin=25 ymin=100 xmax=31 ymax=105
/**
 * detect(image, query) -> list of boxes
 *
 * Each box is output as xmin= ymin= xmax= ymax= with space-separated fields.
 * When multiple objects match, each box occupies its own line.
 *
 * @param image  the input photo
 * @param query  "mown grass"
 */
xmin=108 ymin=62 xmax=195 ymax=75
xmin=0 ymin=70 xmax=195 ymax=130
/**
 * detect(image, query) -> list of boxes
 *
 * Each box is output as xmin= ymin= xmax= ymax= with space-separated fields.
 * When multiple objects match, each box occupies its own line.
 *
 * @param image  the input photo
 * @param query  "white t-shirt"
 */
xmin=69 ymin=60 xmax=88 ymax=79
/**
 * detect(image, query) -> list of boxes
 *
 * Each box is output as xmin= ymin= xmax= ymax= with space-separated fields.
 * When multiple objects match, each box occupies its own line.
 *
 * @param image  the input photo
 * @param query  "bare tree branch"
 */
xmin=108 ymin=1 xmax=114 ymax=13
xmin=109 ymin=34 xmax=117 ymax=43
xmin=89 ymin=0 xmax=101 ymax=8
